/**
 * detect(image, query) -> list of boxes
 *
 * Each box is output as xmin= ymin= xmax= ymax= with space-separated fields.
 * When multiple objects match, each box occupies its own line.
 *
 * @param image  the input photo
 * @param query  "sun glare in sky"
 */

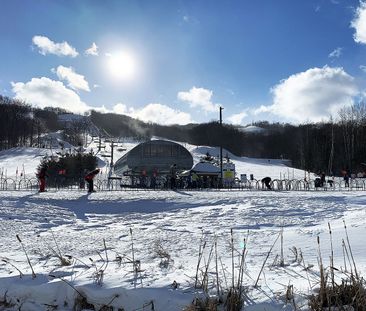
xmin=107 ymin=51 xmax=137 ymax=81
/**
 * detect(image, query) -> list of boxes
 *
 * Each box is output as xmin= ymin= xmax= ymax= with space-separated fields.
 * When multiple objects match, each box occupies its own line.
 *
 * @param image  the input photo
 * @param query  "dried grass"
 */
xmin=309 ymin=221 xmax=366 ymax=310
xmin=73 ymin=295 xmax=95 ymax=311
xmin=152 ymin=239 xmax=173 ymax=269
xmin=0 ymin=291 xmax=15 ymax=310
xmin=309 ymin=275 xmax=366 ymax=310
xmin=183 ymin=297 xmax=219 ymax=311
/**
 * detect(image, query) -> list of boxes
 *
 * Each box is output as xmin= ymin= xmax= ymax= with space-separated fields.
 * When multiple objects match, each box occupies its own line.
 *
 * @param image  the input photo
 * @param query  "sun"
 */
xmin=107 ymin=51 xmax=137 ymax=81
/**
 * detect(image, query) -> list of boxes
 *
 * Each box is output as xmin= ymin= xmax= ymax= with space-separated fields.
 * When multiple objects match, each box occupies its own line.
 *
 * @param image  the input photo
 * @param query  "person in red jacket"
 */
xmin=84 ymin=168 xmax=100 ymax=193
xmin=37 ymin=165 xmax=48 ymax=192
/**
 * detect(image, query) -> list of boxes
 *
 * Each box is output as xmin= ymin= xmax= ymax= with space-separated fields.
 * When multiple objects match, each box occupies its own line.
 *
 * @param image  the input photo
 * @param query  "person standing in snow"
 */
xmin=37 ymin=165 xmax=48 ymax=192
xmin=344 ymin=172 xmax=350 ymax=188
xmin=191 ymin=171 xmax=199 ymax=188
xmin=84 ymin=168 xmax=100 ymax=193
xmin=150 ymin=168 xmax=158 ymax=189
xmin=261 ymin=176 xmax=272 ymax=190
xmin=170 ymin=164 xmax=177 ymax=189
xmin=320 ymin=172 xmax=326 ymax=187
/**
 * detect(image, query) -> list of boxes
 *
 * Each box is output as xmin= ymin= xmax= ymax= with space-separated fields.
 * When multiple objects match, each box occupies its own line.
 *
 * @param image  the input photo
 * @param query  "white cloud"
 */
xmin=133 ymin=103 xmax=192 ymax=125
xmin=85 ymin=42 xmax=98 ymax=56
xmin=351 ymin=1 xmax=366 ymax=44
xmin=253 ymin=105 xmax=271 ymax=115
xmin=261 ymin=66 xmax=358 ymax=123
xmin=328 ymin=47 xmax=343 ymax=58
xmin=32 ymin=35 xmax=78 ymax=57
xmin=10 ymin=77 xmax=192 ymax=125
xmin=113 ymin=103 xmax=128 ymax=114
xmin=360 ymin=65 xmax=366 ymax=72
xmin=91 ymin=105 xmax=110 ymax=114
xmin=11 ymin=77 xmax=89 ymax=114
xmin=177 ymin=87 xmax=220 ymax=112
xmin=112 ymin=103 xmax=193 ymax=125
xmin=227 ymin=111 xmax=248 ymax=125
xmin=52 ymin=65 xmax=90 ymax=92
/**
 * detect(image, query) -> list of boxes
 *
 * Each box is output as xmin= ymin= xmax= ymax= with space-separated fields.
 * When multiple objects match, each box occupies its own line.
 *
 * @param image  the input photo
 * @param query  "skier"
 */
xmin=84 ymin=168 xmax=100 ymax=193
xmin=150 ymin=168 xmax=158 ymax=189
xmin=170 ymin=164 xmax=177 ymax=189
xmin=37 ymin=165 xmax=48 ymax=192
xmin=191 ymin=171 xmax=199 ymax=188
xmin=344 ymin=172 xmax=350 ymax=188
xmin=320 ymin=172 xmax=326 ymax=187
xmin=314 ymin=178 xmax=322 ymax=188
xmin=261 ymin=176 xmax=272 ymax=190
xmin=327 ymin=178 xmax=334 ymax=188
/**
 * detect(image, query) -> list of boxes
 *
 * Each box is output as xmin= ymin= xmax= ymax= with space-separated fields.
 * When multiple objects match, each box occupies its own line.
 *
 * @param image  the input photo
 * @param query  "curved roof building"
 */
xmin=113 ymin=140 xmax=193 ymax=176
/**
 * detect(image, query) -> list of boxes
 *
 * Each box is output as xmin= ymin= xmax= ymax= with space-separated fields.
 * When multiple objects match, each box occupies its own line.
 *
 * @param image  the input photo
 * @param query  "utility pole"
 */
xmin=98 ymin=136 xmax=102 ymax=152
xmin=219 ymin=106 xmax=224 ymax=188
xmin=107 ymin=139 xmax=125 ymax=167
xmin=110 ymin=141 xmax=115 ymax=167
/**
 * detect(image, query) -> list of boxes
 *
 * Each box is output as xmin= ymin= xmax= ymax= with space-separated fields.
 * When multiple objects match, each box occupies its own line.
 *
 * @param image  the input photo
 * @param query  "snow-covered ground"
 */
xmin=1 ymin=140 xmax=365 ymax=310
xmin=1 ymin=189 xmax=366 ymax=310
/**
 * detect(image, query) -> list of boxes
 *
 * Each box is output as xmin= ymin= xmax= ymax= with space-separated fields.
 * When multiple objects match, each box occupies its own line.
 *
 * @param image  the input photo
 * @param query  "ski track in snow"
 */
xmin=0 ymin=191 xmax=359 ymax=256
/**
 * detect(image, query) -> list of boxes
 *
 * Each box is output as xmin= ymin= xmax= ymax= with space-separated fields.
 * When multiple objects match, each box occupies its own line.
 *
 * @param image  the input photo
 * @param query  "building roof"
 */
xmin=192 ymin=162 xmax=221 ymax=175
xmin=113 ymin=140 xmax=193 ymax=176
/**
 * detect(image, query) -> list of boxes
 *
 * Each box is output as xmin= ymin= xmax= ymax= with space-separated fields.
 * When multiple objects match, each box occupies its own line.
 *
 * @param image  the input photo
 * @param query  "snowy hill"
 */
xmin=238 ymin=125 xmax=267 ymax=134
xmin=0 ymin=137 xmax=308 ymax=181
xmin=0 ymin=147 xmax=49 ymax=178
xmin=186 ymin=144 xmax=306 ymax=180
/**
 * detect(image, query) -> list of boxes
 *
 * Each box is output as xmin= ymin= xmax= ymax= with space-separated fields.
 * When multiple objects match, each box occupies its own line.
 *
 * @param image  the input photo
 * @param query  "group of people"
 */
xmin=171 ymin=164 xmax=274 ymax=190
xmin=37 ymin=166 xmax=100 ymax=193
xmin=314 ymin=170 xmax=364 ymax=188
xmin=315 ymin=171 xmax=349 ymax=188
xmin=170 ymin=164 xmax=220 ymax=189
xmin=37 ymin=164 xmax=358 ymax=193
xmin=187 ymin=172 xmax=217 ymax=189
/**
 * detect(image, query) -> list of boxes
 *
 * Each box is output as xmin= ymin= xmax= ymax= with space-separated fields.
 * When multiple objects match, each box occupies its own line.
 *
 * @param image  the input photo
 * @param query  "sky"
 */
xmin=2 ymin=0 xmax=366 ymax=125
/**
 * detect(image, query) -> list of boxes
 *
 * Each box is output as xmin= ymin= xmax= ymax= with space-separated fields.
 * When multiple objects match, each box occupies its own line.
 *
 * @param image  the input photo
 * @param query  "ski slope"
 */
xmin=0 ymin=136 xmax=313 ymax=181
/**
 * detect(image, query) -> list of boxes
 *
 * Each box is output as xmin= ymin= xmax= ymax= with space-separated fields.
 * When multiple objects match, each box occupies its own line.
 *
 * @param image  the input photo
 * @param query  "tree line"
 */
xmin=90 ymin=106 xmax=366 ymax=176
xmin=0 ymin=95 xmax=89 ymax=149
xmin=2 ymin=95 xmax=366 ymax=176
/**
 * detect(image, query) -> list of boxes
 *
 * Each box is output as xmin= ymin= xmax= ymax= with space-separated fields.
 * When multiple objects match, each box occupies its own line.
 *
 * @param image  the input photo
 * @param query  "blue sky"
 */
xmin=1 ymin=0 xmax=366 ymax=125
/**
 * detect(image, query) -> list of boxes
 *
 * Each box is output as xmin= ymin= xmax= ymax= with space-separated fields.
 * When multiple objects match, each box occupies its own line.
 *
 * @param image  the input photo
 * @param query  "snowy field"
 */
xmin=1 ymin=141 xmax=365 ymax=310
xmin=1 ymin=189 xmax=366 ymax=310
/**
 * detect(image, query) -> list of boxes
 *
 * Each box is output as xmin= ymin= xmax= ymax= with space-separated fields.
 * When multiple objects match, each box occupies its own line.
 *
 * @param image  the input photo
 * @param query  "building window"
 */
xmin=143 ymin=144 xmax=151 ymax=157
xmin=143 ymin=143 xmax=181 ymax=157
xmin=171 ymin=145 xmax=179 ymax=157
